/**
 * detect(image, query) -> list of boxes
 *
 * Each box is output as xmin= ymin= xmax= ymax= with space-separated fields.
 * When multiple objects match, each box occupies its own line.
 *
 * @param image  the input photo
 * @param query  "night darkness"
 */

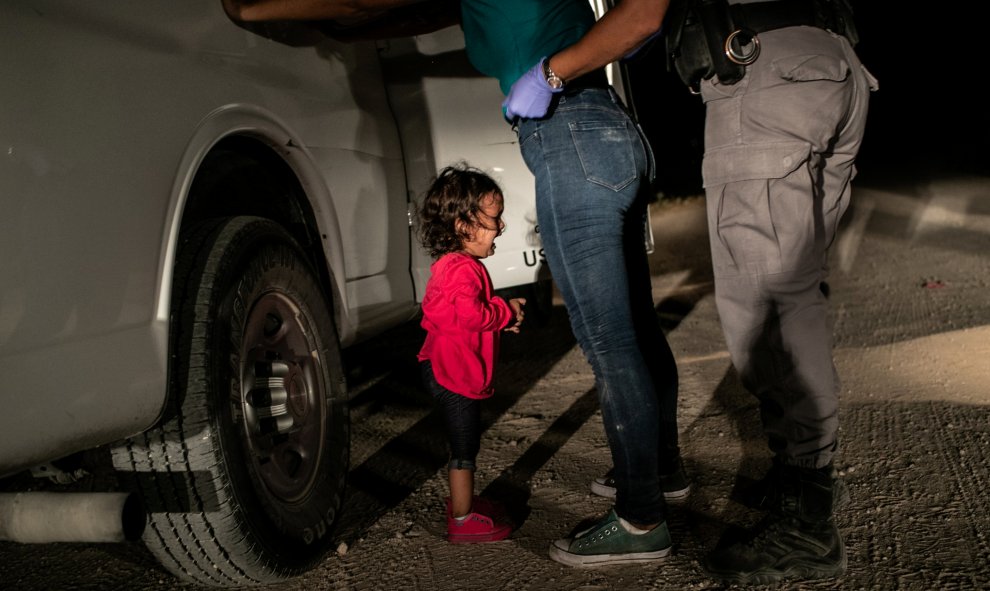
xmin=623 ymin=4 xmax=988 ymax=196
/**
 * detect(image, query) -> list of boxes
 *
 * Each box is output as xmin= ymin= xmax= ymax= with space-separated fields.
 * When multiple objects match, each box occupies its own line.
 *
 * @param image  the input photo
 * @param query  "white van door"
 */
xmin=375 ymin=26 xmax=548 ymax=304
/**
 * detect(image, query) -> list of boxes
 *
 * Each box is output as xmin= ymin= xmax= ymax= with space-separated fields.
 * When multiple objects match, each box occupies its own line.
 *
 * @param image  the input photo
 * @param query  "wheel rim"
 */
xmin=240 ymin=290 xmax=325 ymax=504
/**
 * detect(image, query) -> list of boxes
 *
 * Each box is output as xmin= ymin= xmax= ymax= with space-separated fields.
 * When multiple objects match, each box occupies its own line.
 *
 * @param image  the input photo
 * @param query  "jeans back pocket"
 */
xmin=569 ymin=120 xmax=639 ymax=192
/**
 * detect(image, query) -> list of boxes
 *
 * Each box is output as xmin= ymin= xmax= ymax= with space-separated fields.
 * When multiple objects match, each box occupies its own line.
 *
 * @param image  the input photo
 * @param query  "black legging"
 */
xmin=421 ymin=361 xmax=481 ymax=471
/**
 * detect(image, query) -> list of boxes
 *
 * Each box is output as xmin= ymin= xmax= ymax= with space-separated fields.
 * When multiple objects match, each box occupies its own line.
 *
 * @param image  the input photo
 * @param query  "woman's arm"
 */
xmin=548 ymin=0 xmax=670 ymax=83
xmin=502 ymin=0 xmax=670 ymax=120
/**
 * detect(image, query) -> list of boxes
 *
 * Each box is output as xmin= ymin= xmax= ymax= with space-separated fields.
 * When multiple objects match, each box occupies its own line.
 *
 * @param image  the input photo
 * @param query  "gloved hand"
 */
xmin=502 ymin=58 xmax=563 ymax=121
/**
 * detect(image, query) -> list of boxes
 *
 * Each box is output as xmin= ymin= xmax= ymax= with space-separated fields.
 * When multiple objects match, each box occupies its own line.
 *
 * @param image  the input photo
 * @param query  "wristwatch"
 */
xmin=543 ymin=57 xmax=565 ymax=90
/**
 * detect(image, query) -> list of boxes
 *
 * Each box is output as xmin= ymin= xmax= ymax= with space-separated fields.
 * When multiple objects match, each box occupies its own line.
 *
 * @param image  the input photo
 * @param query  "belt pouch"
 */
xmin=666 ymin=0 xmax=745 ymax=89
xmin=698 ymin=0 xmax=745 ymax=84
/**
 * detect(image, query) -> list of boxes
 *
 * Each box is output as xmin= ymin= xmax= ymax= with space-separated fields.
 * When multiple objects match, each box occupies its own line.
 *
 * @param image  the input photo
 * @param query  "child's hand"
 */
xmin=505 ymin=298 xmax=527 ymax=333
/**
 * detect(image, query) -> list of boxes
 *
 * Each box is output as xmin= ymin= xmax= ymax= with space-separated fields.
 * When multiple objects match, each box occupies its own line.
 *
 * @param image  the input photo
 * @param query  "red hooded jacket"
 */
xmin=417 ymin=252 xmax=513 ymax=398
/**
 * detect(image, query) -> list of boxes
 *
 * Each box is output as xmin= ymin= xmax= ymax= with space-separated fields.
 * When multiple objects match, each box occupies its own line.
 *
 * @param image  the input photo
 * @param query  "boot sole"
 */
xmin=703 ymin=548 xmax=847 ymax=584
xmin=704 ymin=562 xmax=847 ymax=585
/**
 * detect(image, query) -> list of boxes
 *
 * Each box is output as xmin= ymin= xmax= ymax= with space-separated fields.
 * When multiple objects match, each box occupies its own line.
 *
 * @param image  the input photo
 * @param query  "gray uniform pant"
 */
xmin=700 ymin=26 xmax=877 ymax=469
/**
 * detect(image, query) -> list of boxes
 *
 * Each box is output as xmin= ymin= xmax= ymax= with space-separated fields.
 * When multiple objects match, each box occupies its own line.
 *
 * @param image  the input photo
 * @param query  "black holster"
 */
xmin=665 ymin=0 xmax=744 ymax=90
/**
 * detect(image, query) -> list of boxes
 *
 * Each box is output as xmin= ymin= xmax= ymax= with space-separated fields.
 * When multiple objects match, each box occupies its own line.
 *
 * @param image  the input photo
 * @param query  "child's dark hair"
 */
xmin=418 ymin=162 xmax=503 ymax=258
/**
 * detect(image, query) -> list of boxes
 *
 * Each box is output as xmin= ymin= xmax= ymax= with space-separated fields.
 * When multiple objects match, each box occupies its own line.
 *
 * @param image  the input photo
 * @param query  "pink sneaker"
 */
xmin=446 ymin=511 xmax=512 ymax=544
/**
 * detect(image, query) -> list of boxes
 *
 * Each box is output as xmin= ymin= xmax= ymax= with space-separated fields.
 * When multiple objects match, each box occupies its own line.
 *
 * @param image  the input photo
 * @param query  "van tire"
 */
xmin=112 ymin=216 xmax=348 ymax=587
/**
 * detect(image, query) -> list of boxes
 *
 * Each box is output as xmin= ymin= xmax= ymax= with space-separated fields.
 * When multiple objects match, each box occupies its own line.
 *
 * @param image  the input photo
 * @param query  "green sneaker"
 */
xmin=549 ymin=510 xmax=672 ymax=567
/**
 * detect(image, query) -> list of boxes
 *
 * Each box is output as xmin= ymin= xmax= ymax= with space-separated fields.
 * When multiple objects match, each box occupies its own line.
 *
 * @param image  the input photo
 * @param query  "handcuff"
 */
xmin=724 ymin=28 xmax=761 ymax=65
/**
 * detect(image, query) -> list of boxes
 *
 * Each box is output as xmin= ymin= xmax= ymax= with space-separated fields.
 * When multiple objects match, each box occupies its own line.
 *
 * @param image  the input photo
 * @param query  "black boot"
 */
xmin=703 ymin=466 xmax=846 ymax=585
xmin=740 ymin=458 xmax=850 ymax=512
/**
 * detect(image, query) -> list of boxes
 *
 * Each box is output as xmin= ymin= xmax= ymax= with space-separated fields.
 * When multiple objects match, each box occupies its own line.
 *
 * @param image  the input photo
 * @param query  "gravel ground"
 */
xmin=1 ymin=169 xmax=989 ymax=590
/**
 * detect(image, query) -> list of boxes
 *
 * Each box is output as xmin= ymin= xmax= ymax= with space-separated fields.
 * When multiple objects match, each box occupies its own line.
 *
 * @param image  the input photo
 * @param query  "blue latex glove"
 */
xmin=502 ymin=58 xmax=563 ymax=121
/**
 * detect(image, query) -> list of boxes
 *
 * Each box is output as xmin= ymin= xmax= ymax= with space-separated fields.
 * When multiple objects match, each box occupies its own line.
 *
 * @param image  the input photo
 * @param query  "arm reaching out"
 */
xmin=223 ymin=0 xmax=426 ymax=22
xmin=222 ymin=0 xmax=460 ymax=40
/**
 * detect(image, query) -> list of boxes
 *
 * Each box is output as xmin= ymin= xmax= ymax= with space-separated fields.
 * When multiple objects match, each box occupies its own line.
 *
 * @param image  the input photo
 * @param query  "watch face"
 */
xmin=543 ymin=59 xmax=565 ymax=90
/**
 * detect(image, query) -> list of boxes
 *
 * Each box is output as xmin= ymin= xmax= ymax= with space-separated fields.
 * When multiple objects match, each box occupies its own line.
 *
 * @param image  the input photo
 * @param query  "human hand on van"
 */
xmin=223 ymin=0 xmax=426 ymax=22
xmin=505 ymin=298 xmax=527 ymax=333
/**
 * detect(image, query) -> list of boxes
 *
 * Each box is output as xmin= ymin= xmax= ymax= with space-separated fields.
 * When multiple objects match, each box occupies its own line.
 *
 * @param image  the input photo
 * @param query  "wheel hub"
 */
xmin=240 ymin=291 xmax=325 ymax=503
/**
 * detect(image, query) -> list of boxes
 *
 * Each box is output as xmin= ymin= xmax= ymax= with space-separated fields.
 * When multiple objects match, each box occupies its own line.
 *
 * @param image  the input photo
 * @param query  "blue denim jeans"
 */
xmin=516 ymin=87 xmax=679 ymax=525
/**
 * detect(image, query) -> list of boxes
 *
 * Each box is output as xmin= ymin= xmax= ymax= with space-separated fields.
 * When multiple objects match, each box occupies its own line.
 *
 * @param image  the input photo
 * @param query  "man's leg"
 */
xmin=698 ymin=26 xmax=873 ymax=585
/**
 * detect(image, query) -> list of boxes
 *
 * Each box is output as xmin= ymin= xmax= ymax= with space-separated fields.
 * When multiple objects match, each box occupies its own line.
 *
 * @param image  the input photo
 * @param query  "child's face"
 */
xmin=460 ymin=192 xmax=505 ymax=259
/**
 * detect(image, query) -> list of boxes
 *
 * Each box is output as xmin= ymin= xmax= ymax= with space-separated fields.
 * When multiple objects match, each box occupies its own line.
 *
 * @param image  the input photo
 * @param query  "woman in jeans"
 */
xmin=459 ymin=0 xmax=685 ymax=566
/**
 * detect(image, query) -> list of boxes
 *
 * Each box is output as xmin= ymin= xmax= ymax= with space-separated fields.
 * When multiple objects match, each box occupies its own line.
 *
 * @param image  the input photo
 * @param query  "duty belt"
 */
xmin=665 ymin=0 xmax=859 ymax=91
xmin=729 ymin=0 xmax=858 ymax=44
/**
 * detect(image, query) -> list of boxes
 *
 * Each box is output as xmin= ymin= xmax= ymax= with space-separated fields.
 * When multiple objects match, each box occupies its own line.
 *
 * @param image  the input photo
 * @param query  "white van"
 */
xmin=0 ymin=3 xmax=553 ymax=586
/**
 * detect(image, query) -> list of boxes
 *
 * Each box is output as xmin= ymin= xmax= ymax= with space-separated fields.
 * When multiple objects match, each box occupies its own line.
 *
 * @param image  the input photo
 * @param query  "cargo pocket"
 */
xmin=570 ymin=120 xmax=638 ymax=191
xmin=772 ymin=54 xmax=850 ymax=83
xmin=703 ymin=141 xmax=811 ymax=188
